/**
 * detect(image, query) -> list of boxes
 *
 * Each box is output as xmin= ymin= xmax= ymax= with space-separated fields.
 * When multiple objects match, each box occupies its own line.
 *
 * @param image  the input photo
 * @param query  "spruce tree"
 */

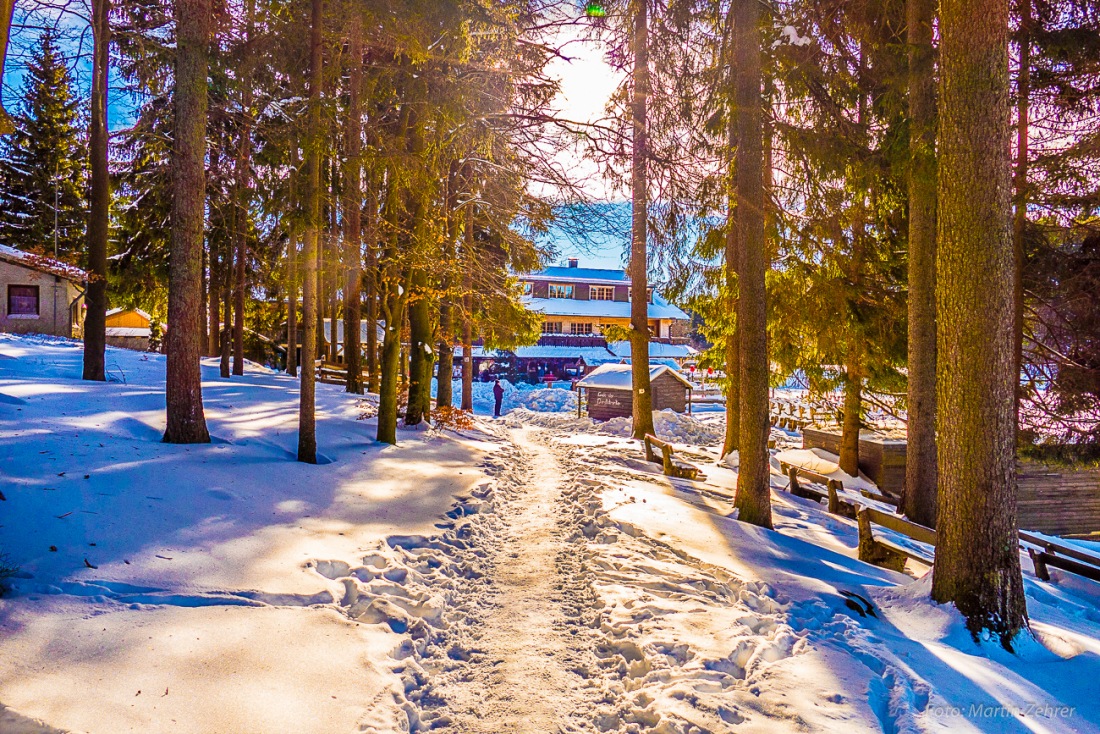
xmin=0 ymin=29 xmax=86 ymax=261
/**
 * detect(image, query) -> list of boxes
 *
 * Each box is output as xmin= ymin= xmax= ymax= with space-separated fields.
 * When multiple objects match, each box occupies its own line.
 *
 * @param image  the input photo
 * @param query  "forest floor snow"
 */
xmin=2 ymin=333 xmax=1100 ymax=733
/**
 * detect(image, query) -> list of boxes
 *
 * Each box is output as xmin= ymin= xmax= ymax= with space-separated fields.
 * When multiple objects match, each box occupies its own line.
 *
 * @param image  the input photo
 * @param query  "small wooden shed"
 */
xmin=105 ymin=308 xmax=156 ymax=351
xmin=576 ymin=363 xmax=693 ymax=420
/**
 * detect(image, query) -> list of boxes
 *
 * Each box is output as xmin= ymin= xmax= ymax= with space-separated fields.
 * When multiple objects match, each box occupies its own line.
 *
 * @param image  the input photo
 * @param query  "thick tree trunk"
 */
xmin=931 ymin=0 xmax=1028 ymax=648
xmin=732 ymin=0 xmax=771 ymax=528
xmin=82 ymin=0 xmax=109 ymax=382
xmin=164 ymin=0 xmax=211 ymax=444
xmin=297 ymin=0 xmax=323 ymax=464
xmin=839 ymin=355 xmax=862 ymax=477
xmin=286 ymin=229 xmax=298 ymax=376
xmin=1013 ymin=0 xmax=1031 ymax=429
xmin=903 ymin=0 xmax=939 ymax=527
xmin=343 ymin=14 xmax=364 ymax=394
xmin=629 ymin=0 xmax=654 ymax=440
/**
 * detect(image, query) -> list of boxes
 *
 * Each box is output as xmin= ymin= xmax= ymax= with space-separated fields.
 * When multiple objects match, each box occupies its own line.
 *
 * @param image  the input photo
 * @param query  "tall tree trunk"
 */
xmin=365 ymin=181 xmax=379 ymax=392
xmin=904 ymin=0 xmax=939 ymax=527
xmin=731 ymin=0 xmax=771 ymax=528
xmin=343 ymin=14 xmax=364 ymax=394
xmin=436 ymin=159 xmax=460 ymax=411
xmin=231 ymin=157 xmax=248 ymax=376
xmin=629 ymin=0 xmax=654 ymax=440
xmin=231 ymin=0 xmax=253 ymax=376
xmin=931 ymin=0 xmax=1028 ymax=648
xmin=219 ymin=243 xmax=232 ymax=378
xmin=297 ymin=0 xmax=323 ymax=464
xmin=405 ymin=272 xmax=432 ymax=426
xmin=1012 ymin=0 xmax=1031 ymax=430
xmin=328 ymin=157 xmax=341 ymax=364
xmin=164 ymin=0 xmax=211 ymax=444
xmin=0 ymin=0 xmax=17 ymax=135
xmin=839 ymin=353 xmax=862 ymax=477
xmin=82 ymin=0 xmax=109 ymax=382
xmin=316 ymin=216 xmax=325 ymax=356
xmin=207 ymin=241 xmax=219 ymax=356
xmin=377 ymin=300 xmax=404 ymax=444
xmin=461 ymin=206 xmax=474 ymax=413
xmin=722 ymin=107 xmax=739 ymax=458
xmin=377 ymin=196 xmax=409 ymax=444
xmin=462 ymin=305 xmax=473 ymax=412
xmin=286 ymin=228 xmax=298 ymax=376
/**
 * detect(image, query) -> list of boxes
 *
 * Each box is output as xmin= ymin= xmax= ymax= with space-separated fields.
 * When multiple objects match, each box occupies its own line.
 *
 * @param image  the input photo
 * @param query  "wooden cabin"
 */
xmin=105 ymin=308 xmax=157 ymax=351
xmin=576 ymin=363 xmax=692 ymax=420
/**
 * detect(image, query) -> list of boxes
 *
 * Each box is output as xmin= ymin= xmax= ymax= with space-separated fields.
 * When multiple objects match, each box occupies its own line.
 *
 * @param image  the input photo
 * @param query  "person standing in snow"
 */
xmin=493 ymin=378 xmax=504 ymax=417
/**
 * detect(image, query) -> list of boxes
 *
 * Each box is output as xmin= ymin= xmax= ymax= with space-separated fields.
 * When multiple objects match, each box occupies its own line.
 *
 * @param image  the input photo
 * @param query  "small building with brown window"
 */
xmin=0 ymin=245 xmax=86 ymax=338
xmin=576 ymin=363 xmax=693 ymax=420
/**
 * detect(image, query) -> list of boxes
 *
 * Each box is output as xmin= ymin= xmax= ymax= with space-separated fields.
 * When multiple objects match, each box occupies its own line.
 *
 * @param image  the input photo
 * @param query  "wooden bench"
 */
xmin=644 ymin=434 xmax=705 ymax=481
xmin=1020 ymin=531 xmax=1100 ymax=583
xmin=780 ymin=461 xmax=851 ymax=516
xmin=857 ymin=507 xmax=937 ymax=572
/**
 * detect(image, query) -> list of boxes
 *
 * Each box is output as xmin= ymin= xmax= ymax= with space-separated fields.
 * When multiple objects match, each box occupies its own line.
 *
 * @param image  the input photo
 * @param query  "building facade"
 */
xmin=0 ymin=245 xmax=85 ymax=338
xmin=519 ymin=259 xmax=690 ymax=340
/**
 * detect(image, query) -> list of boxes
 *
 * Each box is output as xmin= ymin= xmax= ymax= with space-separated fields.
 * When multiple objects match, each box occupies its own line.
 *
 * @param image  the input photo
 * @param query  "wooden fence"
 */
xmin=1018 ymin=465 xmax=1100 ymax=536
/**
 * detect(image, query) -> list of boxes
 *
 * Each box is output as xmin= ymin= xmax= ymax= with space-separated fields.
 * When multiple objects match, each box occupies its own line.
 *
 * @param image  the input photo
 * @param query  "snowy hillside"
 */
xmin=1 ymin=333 xmax=1099 ymax=733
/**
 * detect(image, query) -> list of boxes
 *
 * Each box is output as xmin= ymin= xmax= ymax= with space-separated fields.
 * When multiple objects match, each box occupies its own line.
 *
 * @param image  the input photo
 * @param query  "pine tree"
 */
xmin=931 ymin=0 xmax=1028 ymax=648
xmin=163 ymin=0 xmax=212 ymax=445
xmin=0 ymin=29 xmax=87 ymax=261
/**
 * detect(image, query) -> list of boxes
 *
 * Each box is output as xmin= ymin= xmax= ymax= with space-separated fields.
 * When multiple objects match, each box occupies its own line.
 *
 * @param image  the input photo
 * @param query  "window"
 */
xmin=8 ymin=285 xmax=39 ymax=318
xmin=542 ymin=321 xmax=563 ymax=334
xmin=569 ymin=322 xmax=593 ymax=335
xmin=627 ymin=288 xmax=654 ymax=303
xmin=522 ymin=281 xmax=532 ymax=296
xmin=548 ymin=283 xmax=574 ymax=299
xmin=589 ymin=285 xmax=614 ymax=301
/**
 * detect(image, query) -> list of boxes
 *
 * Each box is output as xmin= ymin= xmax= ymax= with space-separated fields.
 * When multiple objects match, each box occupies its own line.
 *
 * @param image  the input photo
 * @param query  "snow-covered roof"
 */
xmin=105 ymin=327 xmax=151 ymax=337
xmin=522 ymin=266 xmax=628 ymax=284
xmin=608 ymin=341 xmax=698 ymax=359
xmin=524 ymin=296 xmax=689 ymax=321
xmin=576 ymin=362 xmax=693 ymax=391
xmin=513 ymin=345 xmax=620 ymax=363
xmin=0 ymin=244 xmax=86 ymax=282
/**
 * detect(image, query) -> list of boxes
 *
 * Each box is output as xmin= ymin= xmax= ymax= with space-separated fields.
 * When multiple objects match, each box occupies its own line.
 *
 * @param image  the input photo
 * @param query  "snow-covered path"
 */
xmin=431 ymin=429 xmax=588 ymax=732
xmin=4 ymin=335 xmax=1100 ymax=734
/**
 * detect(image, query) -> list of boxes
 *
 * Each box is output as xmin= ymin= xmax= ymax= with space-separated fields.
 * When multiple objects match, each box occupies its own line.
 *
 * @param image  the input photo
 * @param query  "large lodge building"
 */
xmin=471 ymin=259 xmax=696 ymax=383
xmin=521 ymin=258 xmax=690 ymax=341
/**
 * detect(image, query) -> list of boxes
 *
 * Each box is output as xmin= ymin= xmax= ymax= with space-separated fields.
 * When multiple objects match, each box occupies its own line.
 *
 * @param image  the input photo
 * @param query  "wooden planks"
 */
xmin=1018 ymin=465 xmax=1100 ymax=536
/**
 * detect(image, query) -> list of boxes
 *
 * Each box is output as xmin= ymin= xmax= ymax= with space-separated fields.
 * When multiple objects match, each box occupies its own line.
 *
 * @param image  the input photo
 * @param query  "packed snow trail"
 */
xmin=426 ymin=428 xmax=590 ymax=732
